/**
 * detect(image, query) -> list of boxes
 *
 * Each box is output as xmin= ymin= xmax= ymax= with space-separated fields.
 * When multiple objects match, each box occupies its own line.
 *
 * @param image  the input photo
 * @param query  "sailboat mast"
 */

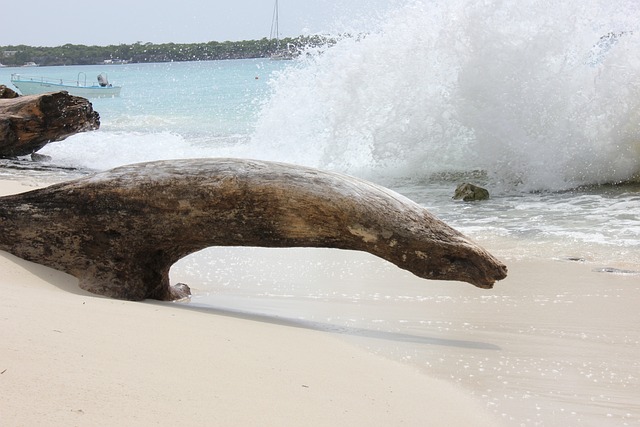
xmin=270 ymin=0 xmax=280 ymax=48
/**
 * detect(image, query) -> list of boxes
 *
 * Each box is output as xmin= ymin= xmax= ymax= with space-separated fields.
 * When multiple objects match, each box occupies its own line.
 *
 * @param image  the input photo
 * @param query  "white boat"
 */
xmin=269 ymin=0 xmax=295 ymax=60
xmin=11 ymin=72 xmax=121 ymax=98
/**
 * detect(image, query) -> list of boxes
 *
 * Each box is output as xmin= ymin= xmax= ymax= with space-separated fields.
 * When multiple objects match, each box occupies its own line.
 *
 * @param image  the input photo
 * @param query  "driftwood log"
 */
xmin=0 ymin=85 xmax=19 ymax=99
xmin=0 ymin=91 xmax=99 ymax=158
xmin=0 ymin=158 xmax=507 ymax=301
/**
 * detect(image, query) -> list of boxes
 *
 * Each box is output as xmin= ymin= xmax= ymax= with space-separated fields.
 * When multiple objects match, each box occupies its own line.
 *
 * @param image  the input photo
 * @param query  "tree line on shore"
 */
xmin=0 ymin=36 xmax=334 ymax=66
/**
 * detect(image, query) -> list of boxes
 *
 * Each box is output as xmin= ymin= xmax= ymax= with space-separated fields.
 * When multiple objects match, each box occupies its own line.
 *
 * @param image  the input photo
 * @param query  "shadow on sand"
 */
xmin=3 ymin=250 xmax=499 ymax=351
xmin=156 ymin=299 xmax=501 ymax=351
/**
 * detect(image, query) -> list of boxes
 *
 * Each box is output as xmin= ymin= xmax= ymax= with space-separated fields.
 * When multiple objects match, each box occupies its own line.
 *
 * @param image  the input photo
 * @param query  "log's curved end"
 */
xmin=483 ymin=263 xmax=509 ymax=288
xmin=406 ymin=241 xmax=508 ymax=289
xmin=457 ymin=254 xmax=508 ymax=289
xmin=448 ymin=242 xmax=508 ymax=289
xmin=371 ymin=212 xmax=508 ymax=290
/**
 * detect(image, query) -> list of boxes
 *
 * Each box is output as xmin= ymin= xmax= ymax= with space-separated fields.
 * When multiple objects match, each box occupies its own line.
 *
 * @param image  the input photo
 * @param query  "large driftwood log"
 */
xmin=0 ymin=158 xmax=507 ymax=301
xmin=0 ymin=91 xmax=99 ymax=158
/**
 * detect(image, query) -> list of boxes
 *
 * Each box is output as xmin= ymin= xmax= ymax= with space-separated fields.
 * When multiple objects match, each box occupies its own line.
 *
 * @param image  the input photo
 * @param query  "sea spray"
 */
xmin=30 ymin=1 xmax=640 ymax=191
xmin=250 ymin=0 xmax=640 ymax=191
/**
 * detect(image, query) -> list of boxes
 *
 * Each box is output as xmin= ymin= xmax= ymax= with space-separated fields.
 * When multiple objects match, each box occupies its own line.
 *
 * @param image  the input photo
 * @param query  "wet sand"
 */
xmin=171 ymin=240 xmax=640 ymax=426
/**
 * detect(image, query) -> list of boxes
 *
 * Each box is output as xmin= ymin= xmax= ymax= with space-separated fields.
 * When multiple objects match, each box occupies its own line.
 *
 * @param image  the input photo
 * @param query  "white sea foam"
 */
xmin=39 ymin=131 xmax=218 ymax=171
xmin=249 ymin=0 xmax=640 ymax=191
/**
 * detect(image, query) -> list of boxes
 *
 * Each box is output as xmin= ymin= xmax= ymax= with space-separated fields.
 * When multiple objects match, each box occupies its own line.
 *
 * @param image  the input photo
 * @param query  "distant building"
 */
xmin=102 ymin=58 xmax=129 ymax=65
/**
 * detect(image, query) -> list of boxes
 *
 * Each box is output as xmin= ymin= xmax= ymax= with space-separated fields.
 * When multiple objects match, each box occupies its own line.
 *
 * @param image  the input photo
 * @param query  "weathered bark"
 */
xmin=0 ymin=158 xmax=507 ymax=301
xmin=0 ymin=91 xmax=100 ymax=158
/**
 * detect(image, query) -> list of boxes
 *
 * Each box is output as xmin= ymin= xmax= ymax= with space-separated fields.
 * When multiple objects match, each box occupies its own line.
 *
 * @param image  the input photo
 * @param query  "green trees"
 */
xmin=0 ymin=36 xmax=328 ymax=66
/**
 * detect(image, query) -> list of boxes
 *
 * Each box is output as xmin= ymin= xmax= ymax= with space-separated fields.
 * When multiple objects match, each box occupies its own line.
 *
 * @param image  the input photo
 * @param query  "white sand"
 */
xmin=171 ymin=245 xmax=640 ymax=426
xmin=0 ymin=180 xmax=500 ymax=426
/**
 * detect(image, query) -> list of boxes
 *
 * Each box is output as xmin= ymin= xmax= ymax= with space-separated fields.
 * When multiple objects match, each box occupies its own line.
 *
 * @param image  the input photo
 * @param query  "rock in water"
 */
xmin=0 ymin=159 xmax=507 ymax=301
xmin=454 ymin=183 xmax=490 ymax=201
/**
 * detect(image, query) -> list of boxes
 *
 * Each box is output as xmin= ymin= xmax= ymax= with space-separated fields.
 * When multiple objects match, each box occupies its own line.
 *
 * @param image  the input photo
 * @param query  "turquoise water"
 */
xmin=1 ymin=1 xmax=639 ymax=424
xmin=4 ymin=59 xmax=280 ymax=140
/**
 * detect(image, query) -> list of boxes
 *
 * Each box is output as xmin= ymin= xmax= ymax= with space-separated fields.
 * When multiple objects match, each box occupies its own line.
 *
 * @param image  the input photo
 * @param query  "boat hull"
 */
xmin=12 ymin=80 xmax=121 ymax=98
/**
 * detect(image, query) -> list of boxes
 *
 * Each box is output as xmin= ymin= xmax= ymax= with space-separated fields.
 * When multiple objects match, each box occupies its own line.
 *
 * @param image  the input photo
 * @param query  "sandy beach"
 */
xmin=0 ymin=179 xmax=500 ymax=426
xmin=1 ymin=178 xmax=638 ymax=426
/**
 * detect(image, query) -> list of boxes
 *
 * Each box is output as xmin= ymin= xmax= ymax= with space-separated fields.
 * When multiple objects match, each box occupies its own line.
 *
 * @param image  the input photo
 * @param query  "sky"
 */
xmin=1 ymin=0 xmax=397 ymax=47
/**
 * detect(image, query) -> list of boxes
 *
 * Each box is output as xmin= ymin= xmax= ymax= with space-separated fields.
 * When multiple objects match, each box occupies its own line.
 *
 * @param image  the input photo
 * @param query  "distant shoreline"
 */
xmin=0 ymin=36 xmax=335 ymax=67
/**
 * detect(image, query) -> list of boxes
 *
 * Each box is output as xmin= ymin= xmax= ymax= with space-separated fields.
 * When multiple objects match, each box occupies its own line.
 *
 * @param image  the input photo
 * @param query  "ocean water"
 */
xmin=1 ymin=0 xmax=639 ymax=425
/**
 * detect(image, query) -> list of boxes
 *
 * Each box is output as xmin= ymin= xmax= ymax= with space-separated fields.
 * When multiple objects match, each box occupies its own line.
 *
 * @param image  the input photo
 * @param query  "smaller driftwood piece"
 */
xmin=0 ymin=159 xmax=507 ymax=301
xmin=0 ymin=91 xmax=100 ymax=158
xmin=0 ymin=85 xmax=19 ymax=99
